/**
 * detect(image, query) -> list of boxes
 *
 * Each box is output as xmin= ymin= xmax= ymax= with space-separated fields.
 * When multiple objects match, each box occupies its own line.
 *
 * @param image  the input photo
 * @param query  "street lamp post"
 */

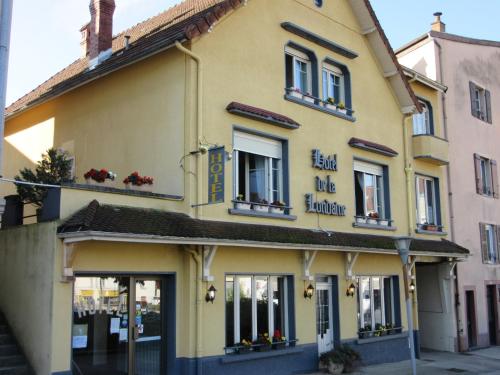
xmin=394 ymin=236 xmax=417 ymax=375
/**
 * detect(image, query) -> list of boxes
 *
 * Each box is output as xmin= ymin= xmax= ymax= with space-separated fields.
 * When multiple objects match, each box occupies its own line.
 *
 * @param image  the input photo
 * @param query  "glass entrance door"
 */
xmin=316 ymin=278 xmax=334 ymax=354
xmin=72 ymin=276 xmax=163 ymax=375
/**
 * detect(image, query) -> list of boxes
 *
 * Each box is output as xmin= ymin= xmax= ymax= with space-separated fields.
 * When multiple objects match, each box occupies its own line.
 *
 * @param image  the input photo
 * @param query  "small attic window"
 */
xmin=314 ymin=0 xmax=323 ymax=7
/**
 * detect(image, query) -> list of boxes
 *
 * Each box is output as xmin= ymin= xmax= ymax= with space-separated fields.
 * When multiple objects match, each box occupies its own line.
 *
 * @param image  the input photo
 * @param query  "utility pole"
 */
xmin=0 ymin=0 xmax=13 ymax=217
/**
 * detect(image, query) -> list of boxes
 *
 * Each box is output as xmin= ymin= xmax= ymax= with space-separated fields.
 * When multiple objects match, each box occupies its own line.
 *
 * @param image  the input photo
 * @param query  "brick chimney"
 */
xmin=81 ymin=0 xmax=115 ymax=67
xmin=431 ymin=12 xmax=446 ymax=33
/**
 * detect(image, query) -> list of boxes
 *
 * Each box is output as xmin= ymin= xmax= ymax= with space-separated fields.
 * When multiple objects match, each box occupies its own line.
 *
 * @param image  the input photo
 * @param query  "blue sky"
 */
xmin=6 ymin=0 xmax=499 ymax=106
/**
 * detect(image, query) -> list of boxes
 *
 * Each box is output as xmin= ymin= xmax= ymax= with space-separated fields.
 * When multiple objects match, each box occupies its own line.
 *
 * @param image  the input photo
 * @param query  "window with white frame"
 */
xmin=357 ymin=276 xmax=397 ymax=332
xmin=415 ymin=175 xmax=438 ymax=227
xmin=225 ymin=275 xmax=289 ymax=348
xmin=412 ymin=100 xmax=433 ymax=135
xmin=474 ymin=154 xmax=498 ymax=198
xmin=322 ymin=64 xmax=344 ymax=104
xmin=469 ymin=81 xmax=492 ymax=123
xmin=285 ymin=47 xmax=312 ymax=94
xmin=480 ymin=223 xmax=500 ymax=264
xmin=233 ymin=131 xmax=284 ymax=205
xmin=354 ymin=160 xmax=386 ymax=220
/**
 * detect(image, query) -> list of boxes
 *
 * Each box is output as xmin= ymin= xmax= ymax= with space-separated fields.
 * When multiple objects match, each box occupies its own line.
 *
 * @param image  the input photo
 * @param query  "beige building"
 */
xmin=398 ymin=13 xmax=500 ymax=351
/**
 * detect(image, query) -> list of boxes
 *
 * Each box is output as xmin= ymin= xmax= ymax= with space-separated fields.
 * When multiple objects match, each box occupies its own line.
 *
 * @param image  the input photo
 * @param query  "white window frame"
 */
xmin=322 ymin=64 xmax=345 ymax=103
xmin=354 ymin=161 xmax=385 ymax=218
xmin=412 ymin=100 xmax=431 ymax=135
xmin=228 ymin=275 xmax=289 ymax=345
xmin=415 ymin=175 xmax=437 ymax=225
xmin=285 ymin=47 xmax=312 ymax=94
xmin=484 ymin=224 xmax=499 ymax=264
xmin=357 ymin=276 xmax=394 ymax=330
xmin=233 ymin=132 xmax=283 ymax=204
xmin=480 ymin=157 xmax=493 ymax=196
xmin=474 ymin=86 xmax=486 ymax=120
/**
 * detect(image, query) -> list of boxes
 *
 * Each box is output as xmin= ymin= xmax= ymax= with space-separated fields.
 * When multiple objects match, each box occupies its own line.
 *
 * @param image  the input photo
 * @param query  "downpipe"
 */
xmin=187 ymin=247 xmax=203 ymax=375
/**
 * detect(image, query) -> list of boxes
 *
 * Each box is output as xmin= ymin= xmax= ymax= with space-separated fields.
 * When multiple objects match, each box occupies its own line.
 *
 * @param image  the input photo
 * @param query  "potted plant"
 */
xmin=252 ymin=198 xmax=269 ymax=213
xmin=423 ymin=223 xmax=438 ymax=231
xmin=15 ymin=149 xmax=75 ymax=223
xmin=367 ymin=211 xmax=379 ymax=225
xmin=385 ymin=323 xmax=394 ymax=335
xmin=319 ymin=349 xmax=344 ymax=375
xmin=288 ymin=87 xmax=302 ymax=99
xmin=84 ymin=168 xmax=117 ymax=186
xmin=123 ymin=171 xmax=154 ymax=192
xmin=355 ymin=216 xmax=367 ymax=224
xmin=253 ymin=333 xmax=272 ymax=352
xmin=375 ymin=323 xmax=386 ymax=336
xmin=324 ymin=97 xmax=337 ymax=111
xmin=337 ymin=344 xmax=361 ymax=373
xmin=338 ymin=101 xmax=348 ymax=114
xmin=236 ymin=339 xmax=252 ymax=354
xmin=303 ymin=92 xmax=316 ymax=104
xmin=272 ymin=330 xmax=286 ymax=350
xmin=359 ymin=324 xmax=372 ymax=339
xmin=234 ymin=194 xmax=251 ymax=210
xmin=269 ymin=200 xmax=285 ymax=214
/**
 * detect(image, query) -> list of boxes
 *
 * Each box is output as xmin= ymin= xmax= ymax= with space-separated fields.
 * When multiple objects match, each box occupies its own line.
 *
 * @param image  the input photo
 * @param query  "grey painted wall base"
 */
xmin=52 ymin=371 xmax=72 ymax=375
xmin=176 ymin=343 xmax=318 ymax=375
xmin=343 ymin=331 xmax=417 ymax=365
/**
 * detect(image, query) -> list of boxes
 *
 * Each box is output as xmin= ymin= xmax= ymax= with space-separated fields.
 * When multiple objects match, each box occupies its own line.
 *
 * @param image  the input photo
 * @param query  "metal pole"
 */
xmin=403 ymin=263 xmax=417 ymax=375
xmin=0 ymin=0 xmax=13 ymax=176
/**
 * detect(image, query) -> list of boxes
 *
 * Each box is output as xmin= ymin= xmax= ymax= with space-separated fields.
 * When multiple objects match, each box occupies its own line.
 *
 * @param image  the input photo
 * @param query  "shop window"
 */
xmin=474 ymin=154 xmax=499 ymax=198
xmin=415 ymin=175 xmax=442 ymax=232
xmin=233 ymin=131 xmax=288 ymax=212
xmin=469 ymin=81 xmax=492 ymax=123
xmin=357 ymin=276 xmax=400 ymax=337
xmin=480 ymin=223 xmax=500 ymax=264
xmin=225 ymin=275 xmax=291 ymax=351
xmin=354 ymin=160 xmax=390 ymax=226
xmin=412 ymin=99 xmax=434 ymax=135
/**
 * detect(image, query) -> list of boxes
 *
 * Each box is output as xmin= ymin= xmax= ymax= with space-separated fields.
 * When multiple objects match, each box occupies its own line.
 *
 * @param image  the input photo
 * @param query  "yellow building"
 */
xmin=0 ymin=0 xmax=468 ymax=374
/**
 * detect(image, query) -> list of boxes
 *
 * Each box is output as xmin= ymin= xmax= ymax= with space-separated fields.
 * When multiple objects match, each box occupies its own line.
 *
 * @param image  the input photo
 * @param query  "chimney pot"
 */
xmin=431 ymin=11 xmax=446 ymax=33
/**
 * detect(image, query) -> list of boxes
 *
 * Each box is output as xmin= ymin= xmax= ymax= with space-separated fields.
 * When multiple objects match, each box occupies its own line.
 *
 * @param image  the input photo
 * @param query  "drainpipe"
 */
xmin=403 ymin=113 xmax=414 ymax=236
xmin=187 ymin=247 xmax=203 ymax=375
xmin=175 ymin=41 xmax=203 ymax=219
xmin=433 ymin=36 xmax=462 ymax=352
xmin=0 ymin=0 xmax=13 ymax=219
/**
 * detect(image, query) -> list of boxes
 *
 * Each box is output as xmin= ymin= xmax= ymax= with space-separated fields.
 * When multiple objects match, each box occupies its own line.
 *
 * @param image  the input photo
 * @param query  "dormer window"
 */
xmin=412 ymin=99 xmax=433 ymax=135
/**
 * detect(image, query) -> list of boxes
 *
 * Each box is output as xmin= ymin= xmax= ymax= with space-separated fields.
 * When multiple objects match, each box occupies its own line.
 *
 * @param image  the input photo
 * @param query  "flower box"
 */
xmin=254 ymin=344 xmax=272 ymax=352
xmin=303 ymin=95 xmax=315 ymax=104
xmin=338 ymin=108 xmax=348 ymax=115
xmin=423 ymin=224 xmax=439 ymax=231
xmin=289 ymin=89 xmax=302 ymax=99
xmin=355 ymin=216 xmax=367 ymax=224
xmin=235 ymin=202 xmax=251 ymax=210
xmin=325 ymin=103 xmax=337 ymax=111
xmin=124 ymin=183 xmax=153 ymax=192
xmin=379 ymin=219 xmax=389 ymax=226
xmin=269 ymin=207 xmax=285 ymax=214
xmin=367 ymin=218 xmax=378 ymax=225
xmin=86 ymin=178 xmax=113 ymax=187
xmin=253 ymin=204 xmax=268 ymax=213
xmin=235 ymin=346 xmax=251 ymax=354
xmin=272 ymin=342 xmax=286 ymax=350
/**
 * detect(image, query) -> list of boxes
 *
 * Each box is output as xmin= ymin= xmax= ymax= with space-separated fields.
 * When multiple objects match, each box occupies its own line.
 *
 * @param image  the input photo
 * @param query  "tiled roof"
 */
xmin=6 ymin=0 xmax=245 ymax=117
xmin=226 ymin=102 xmax=301 ymax=129
xmin=348 ymin=137 xmax=398 ymax=157
xmin=58 ymin=200 xmax=469 ymax=257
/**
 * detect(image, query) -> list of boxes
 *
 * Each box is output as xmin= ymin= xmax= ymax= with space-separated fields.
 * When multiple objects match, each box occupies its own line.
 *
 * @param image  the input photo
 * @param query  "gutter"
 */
xmin=58 ymin=231 xmax=469 ymax=259
xmin=186 ymin=246 xmax=203 ymax=375
xmin=175 ymin=41 xmax=203 ymax=219
xmin=402 ymin=112 xmax=415 ymax=236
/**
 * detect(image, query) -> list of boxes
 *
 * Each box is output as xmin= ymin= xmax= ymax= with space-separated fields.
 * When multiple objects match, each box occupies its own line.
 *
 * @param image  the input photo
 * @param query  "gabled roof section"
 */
xmin=6 ymin=0 xmax=246 ymax=117
xmin=8 ymin=0 xmax=420 ymax=117
xmin=349 ymin=0 xmax=420 ymax=113
xmin=58 ymin=200 xmax=469 ymax=257
xmin=402 ymin=66 xmax=447 ymax=93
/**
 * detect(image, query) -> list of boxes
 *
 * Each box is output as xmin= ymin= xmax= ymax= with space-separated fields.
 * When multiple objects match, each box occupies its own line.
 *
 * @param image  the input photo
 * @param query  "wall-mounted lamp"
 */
xmin=409 ymin=281 xmax=416 ymax=293
xmin=346 ymin=282 xmax=356 ymax=297
xmin=304 ymin=284 xmax=314 ymax=299
xmin=205 ymin=285 xmax=217 ymax=303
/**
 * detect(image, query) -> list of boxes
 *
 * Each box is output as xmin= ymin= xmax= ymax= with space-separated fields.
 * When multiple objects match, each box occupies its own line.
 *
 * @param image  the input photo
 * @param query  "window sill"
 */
xmin=220 ymin=347 xmax=303 ymax=364
xmin=228 ymin=208 xmax=297 ymax=221
xmin=284 ymin=95 xmax=356 ymax=122
xmin=62 ymin=183 xmax=183 ymax=201
xmin=356 ymin=332 xmax=407 ymax=345
xmin=415 ymin=229 xmax=448 ymax=236
xmin=353 ymin=222 xmax=397 ymax=231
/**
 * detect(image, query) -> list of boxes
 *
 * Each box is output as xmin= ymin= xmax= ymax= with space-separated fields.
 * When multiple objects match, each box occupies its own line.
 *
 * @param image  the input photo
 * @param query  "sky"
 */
xmin=5 ymin=0 xmax=500 ymax=106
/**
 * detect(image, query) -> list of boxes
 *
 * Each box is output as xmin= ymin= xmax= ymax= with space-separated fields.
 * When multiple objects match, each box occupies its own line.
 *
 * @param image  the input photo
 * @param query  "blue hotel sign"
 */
xmin=208 ymin=147 xmax=225 ymax=204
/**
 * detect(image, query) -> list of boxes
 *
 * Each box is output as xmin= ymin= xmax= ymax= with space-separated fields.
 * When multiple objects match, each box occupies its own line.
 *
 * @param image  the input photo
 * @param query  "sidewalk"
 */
xmin=303 ymin=347 xmax=500 ymax=375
